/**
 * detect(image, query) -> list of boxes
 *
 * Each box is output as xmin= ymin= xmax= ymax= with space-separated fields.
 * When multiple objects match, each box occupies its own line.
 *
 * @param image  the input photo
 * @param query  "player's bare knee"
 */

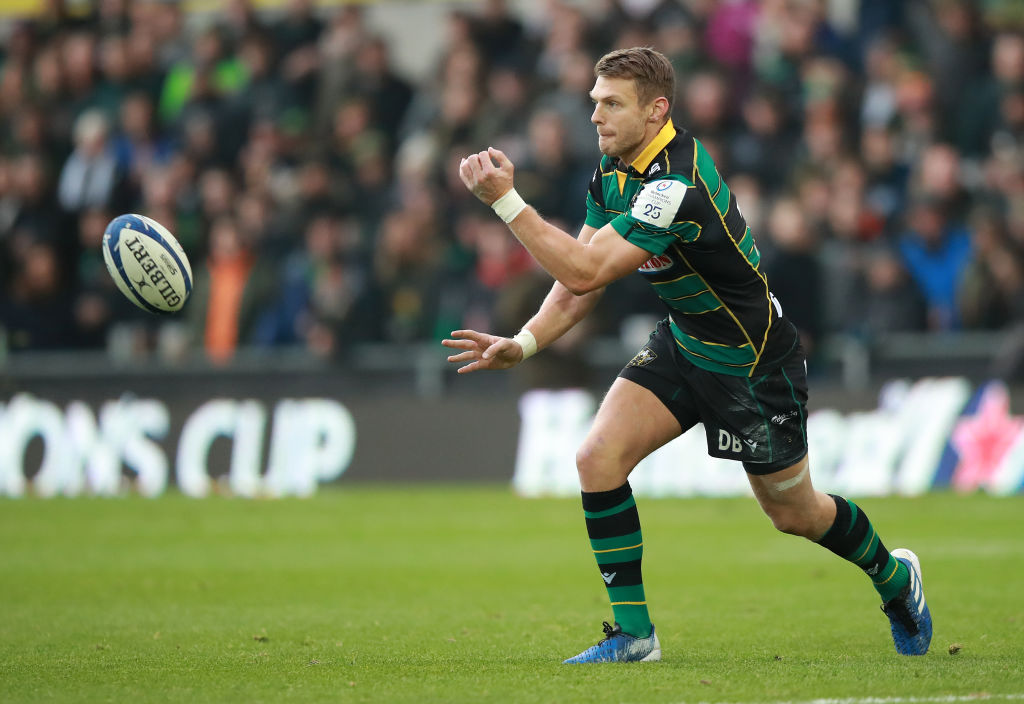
xmin=575 ymin=443 xmax=630 ymax=490
xmin=575 ymin=443 xmax=599 ymax=482
xmin=575 ymin=443 xmax=610 ymax=480
xmin=575 ymin=443 xmax=593 ymax=474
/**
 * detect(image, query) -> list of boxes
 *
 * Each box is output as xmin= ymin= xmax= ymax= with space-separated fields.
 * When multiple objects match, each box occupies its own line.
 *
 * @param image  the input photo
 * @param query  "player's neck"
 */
xmin=617 ymin=120 xmax=670 ymax=170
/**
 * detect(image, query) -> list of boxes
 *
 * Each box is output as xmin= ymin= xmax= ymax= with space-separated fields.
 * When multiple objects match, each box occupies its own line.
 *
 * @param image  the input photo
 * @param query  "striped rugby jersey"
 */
xmin=585 ymin=120 xmax=799 ymax=377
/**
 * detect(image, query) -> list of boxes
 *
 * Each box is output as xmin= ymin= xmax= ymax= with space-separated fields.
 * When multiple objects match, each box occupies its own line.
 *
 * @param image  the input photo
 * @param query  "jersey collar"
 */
xmin=627 ymin=119 xmax=676 ymax=176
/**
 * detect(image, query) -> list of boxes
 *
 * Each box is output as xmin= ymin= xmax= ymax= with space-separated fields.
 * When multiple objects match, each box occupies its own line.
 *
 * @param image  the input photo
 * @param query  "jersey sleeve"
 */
xmin=610 ymin=176 xmax=698 ymax=255
xmin=584 ymin=166 xmax=611 ymax=229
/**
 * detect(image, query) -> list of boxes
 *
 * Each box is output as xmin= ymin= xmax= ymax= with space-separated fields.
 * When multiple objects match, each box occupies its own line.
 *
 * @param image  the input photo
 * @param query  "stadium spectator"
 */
xmin=531 ymin=3 xmax=591 ymax=87
xmin=111 ymin=91 xmax=174 ymax=187
xmin=679 ymin=68 xmax=735 ymax=150
xmin=533 ymin=48 xmax=600 ymax=162
xmin=123 ymin=19 xmax=167 ymax=102
xmin=60 ymin=30 xmax=101 ymax=118
xmin=906 ymin=0 xmax=989 ymax=149
xmin=729 ymin=87 xmax=796 ymax=194
xmin=270 ymin=0 xmax=323 ymax=108
xmin=57 ymin=109 xmax=127 ymax=215
xmin=472 ymin=0 xmax=526 ymax=67
xmin=898 ymin=196 xmax=973 ymax=331
xmin=958 ymin=206 xmax=1024 ymax=329
xmin=137 ymin=163 xmax=197 ymax=258
xmin=956 ymin=31 xmax=1024 ymax=156
xmin=514 ymin=109 xmax=592 ymax=228
xmin=29 ymin=42 xmax=76 ymax=155
xmin=263 ymin=213 xmax=375 ymax=353
xmin=220 ymin=0 xmax=267 ymax=48
xmin=344 ymin=36 xmax=413 ymax=154
xmin=913 ymin=142 xmax=972 ymax=225
xmin=158 ymin=24 xmax=246 ymax=131
xmin=310 ymin=6 xmax=366 ymax=139
xmin=228 ymin=30 xmax=290 ymax=143
xmin=373 ymin=209 xmax=445 ymax=343
xmin=472 ymin=61 xmax=532 ymax=159
xmin=764 ymin=196 xmax=824 ymax=357
xmin=70 ymin=206 xmax=127 ymax=348
xmin=197 ymin=167 xmax=237 ymax=235
xmin=0 ymin=236 xmax=76 ymax=350
xmin=860 ymin=247 xmax=929 ymax=336
xmin=861 ymin=124 xmax=911 ymax=231
xmin=92 ymin=33 xmax=135 ymax=120
xmin=186 ymin=215 xmax=280 ymax=363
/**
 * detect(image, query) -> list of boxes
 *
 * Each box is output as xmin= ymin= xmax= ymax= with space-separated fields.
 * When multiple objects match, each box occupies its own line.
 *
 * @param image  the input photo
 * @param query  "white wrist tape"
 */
xmin=512 ymin=328 xmax=537 ymax=360
xmin=491 ymin=188 xmax=528 ymax=223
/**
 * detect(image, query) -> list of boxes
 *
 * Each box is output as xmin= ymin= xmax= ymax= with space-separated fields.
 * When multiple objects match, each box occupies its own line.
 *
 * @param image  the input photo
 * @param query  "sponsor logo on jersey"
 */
xmin=648 ymin=163 xmax=661 ymax=176
xmin=638 ymin=255 xmax=673 ymax=272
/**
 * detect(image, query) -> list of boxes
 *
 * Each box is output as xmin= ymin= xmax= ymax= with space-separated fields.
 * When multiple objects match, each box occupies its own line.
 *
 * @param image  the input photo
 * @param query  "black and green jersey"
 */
xmin=585 ymin=120 xmax=798 ymax=377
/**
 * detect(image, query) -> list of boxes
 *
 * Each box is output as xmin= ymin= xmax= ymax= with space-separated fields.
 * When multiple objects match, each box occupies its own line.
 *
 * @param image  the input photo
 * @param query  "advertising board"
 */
xmin=2 ymin=370 xmax=1022 ymax=497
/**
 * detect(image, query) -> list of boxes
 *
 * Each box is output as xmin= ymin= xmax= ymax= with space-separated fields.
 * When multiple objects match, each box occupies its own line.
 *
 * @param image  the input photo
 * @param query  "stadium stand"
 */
xmin=1 ymin=0 xmax=1023 ymax=387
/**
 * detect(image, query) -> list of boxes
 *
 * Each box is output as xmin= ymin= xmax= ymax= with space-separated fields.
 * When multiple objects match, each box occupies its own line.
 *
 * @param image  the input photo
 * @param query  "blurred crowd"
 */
xmin=1 ymin=0 xmax=1023 ymax=371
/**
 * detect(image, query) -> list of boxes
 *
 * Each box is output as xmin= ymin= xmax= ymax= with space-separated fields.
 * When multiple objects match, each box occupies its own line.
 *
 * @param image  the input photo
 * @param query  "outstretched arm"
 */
xmin=459 ymin=147 xmax=653 ymax=294
xmin=443 ymin=226 xmax=604 ymax=374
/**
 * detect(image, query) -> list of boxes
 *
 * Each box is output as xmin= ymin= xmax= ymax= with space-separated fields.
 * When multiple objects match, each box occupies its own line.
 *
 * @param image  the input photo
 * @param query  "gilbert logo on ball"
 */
xmin=102 ymin=214 xmax=193 ymax=314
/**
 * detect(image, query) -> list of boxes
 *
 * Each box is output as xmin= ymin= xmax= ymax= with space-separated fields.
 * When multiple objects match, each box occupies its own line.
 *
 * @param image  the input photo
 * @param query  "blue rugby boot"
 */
xmin=563 ymin=621 xmax=661 ymax=664
xmin=881 ymin=548 xmax=932 ymax=655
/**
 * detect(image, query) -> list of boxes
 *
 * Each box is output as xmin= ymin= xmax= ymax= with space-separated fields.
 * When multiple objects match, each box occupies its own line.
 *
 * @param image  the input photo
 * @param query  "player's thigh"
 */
xmin=578 ymin=377 xmax=684 ymax=484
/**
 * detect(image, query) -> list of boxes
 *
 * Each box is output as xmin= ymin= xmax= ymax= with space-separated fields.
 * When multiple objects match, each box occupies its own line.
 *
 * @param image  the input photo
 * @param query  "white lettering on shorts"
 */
xmin=718 ymin=429 xmax=743 ymax=453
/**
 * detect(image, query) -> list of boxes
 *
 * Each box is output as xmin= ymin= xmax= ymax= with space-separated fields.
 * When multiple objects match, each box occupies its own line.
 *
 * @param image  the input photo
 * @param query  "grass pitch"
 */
xmin=1 ymin=487 xmax=1022 ymax=703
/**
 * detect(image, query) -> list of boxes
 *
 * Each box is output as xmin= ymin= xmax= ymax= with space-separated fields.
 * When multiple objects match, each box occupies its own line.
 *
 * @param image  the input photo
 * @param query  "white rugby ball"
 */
xmin=102 ymin=214 xmax=193 ymax=314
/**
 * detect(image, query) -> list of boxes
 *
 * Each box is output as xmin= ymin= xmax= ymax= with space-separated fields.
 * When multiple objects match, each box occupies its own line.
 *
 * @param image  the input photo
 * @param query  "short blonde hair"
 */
xmin=595 ymin=47 xmax=675 ymax=113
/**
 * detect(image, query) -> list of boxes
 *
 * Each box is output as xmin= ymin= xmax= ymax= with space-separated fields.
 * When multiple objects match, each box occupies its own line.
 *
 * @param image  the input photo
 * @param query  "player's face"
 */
xmin=590 ymin=76 xmax=650 ymax=162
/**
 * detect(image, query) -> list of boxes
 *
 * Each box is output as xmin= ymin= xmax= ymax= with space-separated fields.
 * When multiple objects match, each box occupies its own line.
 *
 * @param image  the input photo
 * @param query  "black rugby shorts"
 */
xmin=618 ymin=319 xmax=808 ymax=475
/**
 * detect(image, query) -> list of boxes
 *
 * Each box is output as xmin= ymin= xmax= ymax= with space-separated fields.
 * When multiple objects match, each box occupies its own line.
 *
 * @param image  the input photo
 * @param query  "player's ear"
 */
xmin=649 ymin=96 xmax=670 ymax=123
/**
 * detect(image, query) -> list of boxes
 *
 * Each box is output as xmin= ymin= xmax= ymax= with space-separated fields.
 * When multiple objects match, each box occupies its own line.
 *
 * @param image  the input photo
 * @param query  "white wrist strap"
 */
xmin=491 ymin=188 xmax=528 ymax=223
xmin=512 ymin=328 xmax=537 ymax=360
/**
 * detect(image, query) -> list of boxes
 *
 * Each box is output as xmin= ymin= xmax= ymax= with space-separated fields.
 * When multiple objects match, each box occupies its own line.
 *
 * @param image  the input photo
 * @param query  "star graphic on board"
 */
xmin=134 ymin=275 xmax=149 ymax=289
xmin=950 ymin=382 xmax=1024 ymax=492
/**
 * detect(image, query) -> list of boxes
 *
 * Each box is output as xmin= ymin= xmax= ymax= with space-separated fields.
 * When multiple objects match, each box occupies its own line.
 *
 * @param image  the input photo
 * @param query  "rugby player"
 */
xmin=443 ymin=47 xmax=931 ymax=663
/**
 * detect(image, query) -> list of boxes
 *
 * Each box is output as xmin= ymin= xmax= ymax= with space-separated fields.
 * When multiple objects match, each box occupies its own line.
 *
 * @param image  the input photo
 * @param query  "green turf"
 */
xmin=1 ymin=487 xmax=1022 ymax=703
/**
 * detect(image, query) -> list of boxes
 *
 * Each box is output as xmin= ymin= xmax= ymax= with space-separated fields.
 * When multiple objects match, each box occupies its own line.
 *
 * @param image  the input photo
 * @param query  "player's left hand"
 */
xmin=442 ymin=329 xmax=524 ymax=373
xmin=459 ymin=147 xmax=515 ymax=206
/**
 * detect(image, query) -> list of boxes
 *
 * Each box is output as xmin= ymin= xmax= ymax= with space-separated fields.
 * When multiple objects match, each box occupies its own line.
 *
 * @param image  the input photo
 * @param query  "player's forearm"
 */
xmin=507 ymin=208 xmax=603 ymax=295
xmin=520 ymin=280 xmax=603 ymax=351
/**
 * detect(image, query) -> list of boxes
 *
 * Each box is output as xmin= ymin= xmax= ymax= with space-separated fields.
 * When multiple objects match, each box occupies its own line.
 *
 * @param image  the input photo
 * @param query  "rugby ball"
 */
xmin=102 ymin=214 xmax=192 ymax=314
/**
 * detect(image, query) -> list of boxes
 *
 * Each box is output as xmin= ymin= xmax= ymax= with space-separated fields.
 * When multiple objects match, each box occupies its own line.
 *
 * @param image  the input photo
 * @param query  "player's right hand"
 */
xmin=442 ymin=329 xmax=524 ymax=373
xmin=458 ymin=147 xmax=515 ymax=206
